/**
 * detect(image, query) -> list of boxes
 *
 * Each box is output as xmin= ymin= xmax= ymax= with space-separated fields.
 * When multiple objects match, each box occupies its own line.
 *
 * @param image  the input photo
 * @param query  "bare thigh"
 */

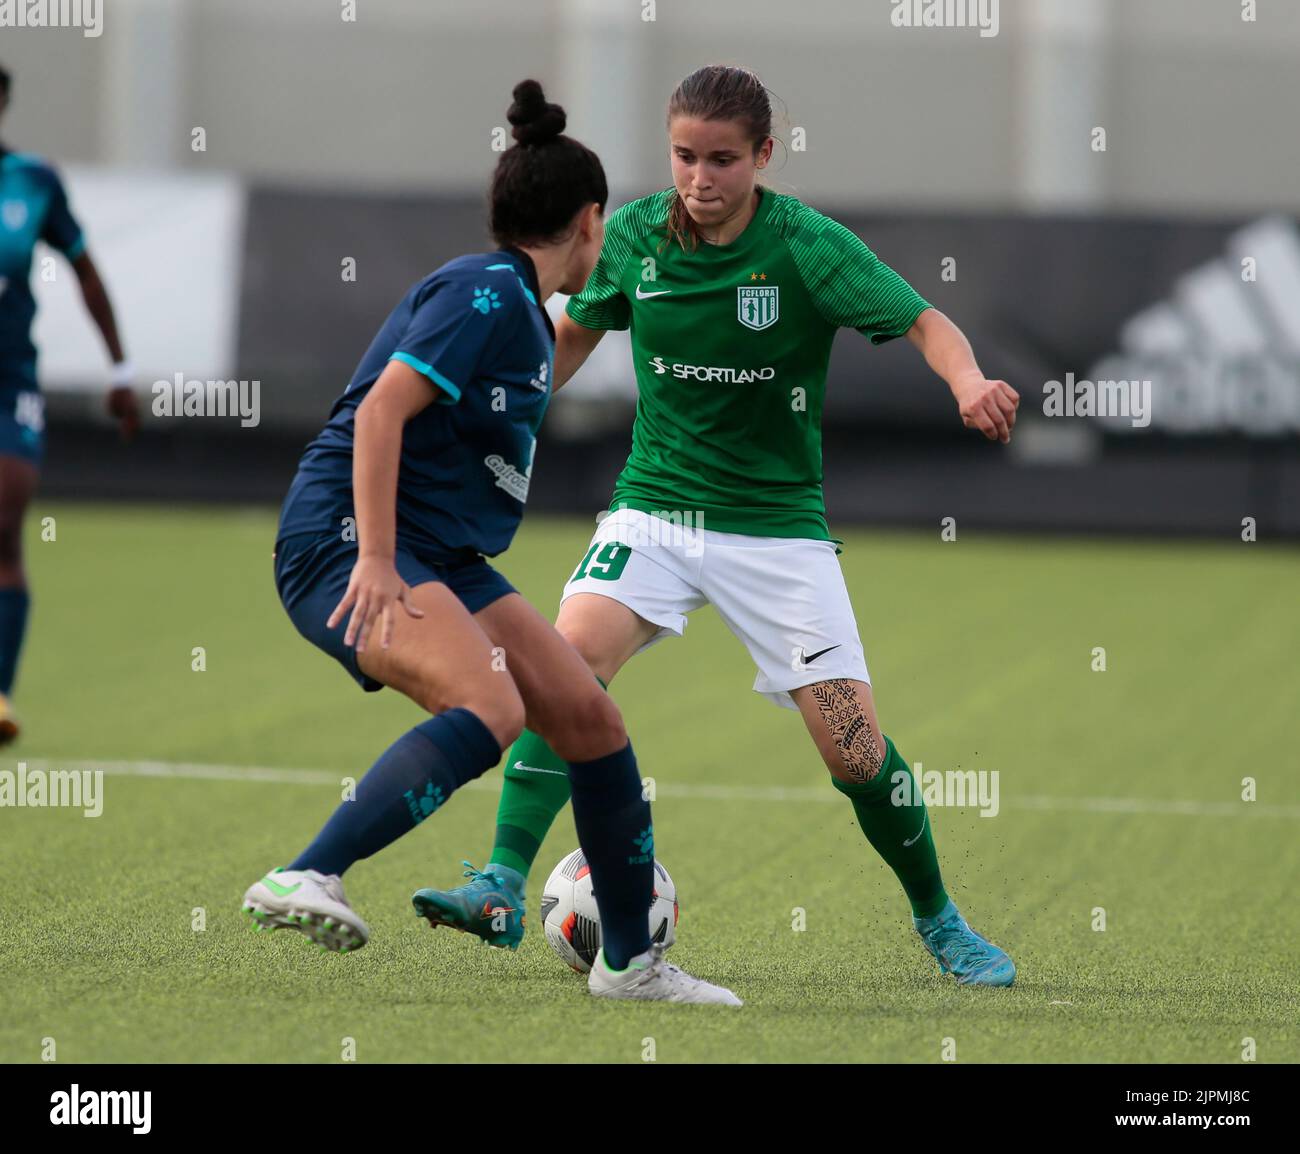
xmin=473 ymin=592 xmax=631 ymax=763
xmin=553 ymin=592 xmax=661 ymax=685
xmin=790 ymin=678 xmax=886 ymax=785
xmin=354 ymin=581 xmax=525 ymax=749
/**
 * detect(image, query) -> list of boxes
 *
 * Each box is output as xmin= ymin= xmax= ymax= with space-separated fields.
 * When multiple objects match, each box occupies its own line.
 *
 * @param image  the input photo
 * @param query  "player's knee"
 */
xmin=541 ymin=688 xmax=626 ymax=763
xmin=436 ymin=681 xmax=525 ymax=750
xmin=478 ymin=692 xmax=527 ymax=750
xmin=801 ymin=680 xmax=887 ymax=785
xmin=0 ymin=517 xmax=23 ymax=570
xmin=557 ymin=626 xmax=618 ymax=684
xmin=820 ymin=721 xmax=886 ymax=785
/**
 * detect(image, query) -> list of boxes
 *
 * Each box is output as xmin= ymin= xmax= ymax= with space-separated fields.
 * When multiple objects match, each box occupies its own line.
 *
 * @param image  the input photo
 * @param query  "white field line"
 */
xmin=12 ymin=759 xmax=1300 ymax=820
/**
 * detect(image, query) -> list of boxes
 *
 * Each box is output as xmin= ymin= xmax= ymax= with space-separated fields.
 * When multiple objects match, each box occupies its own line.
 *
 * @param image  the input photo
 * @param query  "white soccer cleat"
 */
xmin=242 ymin=867 xmax=370 ymax=953
xmin=588 ymin=944 xmax=742 ymax=1005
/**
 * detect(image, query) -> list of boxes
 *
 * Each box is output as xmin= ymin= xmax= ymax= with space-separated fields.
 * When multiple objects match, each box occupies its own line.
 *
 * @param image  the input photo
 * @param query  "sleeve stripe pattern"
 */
xmin=565 ymin=190 xmax=674 ymax=331
xmin=390 ymin=350 xmax=461 ymax=404
xmin=485 ymin=263 xmax=537 ymax=305
xmin=775 ymin=196 xmax=932 ymax=344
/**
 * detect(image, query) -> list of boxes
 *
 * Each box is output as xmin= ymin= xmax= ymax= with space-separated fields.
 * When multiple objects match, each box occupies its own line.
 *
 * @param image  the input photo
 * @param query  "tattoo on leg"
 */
xmin=810 ymin=679 xmax=883 ymax=782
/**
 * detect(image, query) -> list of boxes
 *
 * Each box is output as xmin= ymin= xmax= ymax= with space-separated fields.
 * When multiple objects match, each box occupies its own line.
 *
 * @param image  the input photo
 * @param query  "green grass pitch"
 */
xmin=3 ymin=503 xmax=1297 ymax=1063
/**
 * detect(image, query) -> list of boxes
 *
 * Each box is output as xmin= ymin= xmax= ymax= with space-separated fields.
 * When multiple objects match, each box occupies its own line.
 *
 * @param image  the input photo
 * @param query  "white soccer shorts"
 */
xmin=560 ymin=507 xmax=870 ymax=710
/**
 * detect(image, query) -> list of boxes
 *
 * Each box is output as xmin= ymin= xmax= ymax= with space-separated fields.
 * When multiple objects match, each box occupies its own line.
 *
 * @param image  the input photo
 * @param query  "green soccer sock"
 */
xmin=487 ymin=675 xmax=609 ymax=879
xmin=830 ymin=735 xmax=950 ymax=919
xmin=488 ymin=727 xmax=573 ymax=877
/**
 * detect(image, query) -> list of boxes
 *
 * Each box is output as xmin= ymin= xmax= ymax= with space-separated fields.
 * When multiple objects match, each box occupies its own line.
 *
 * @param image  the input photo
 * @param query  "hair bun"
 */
xmin=508 ymin=79 xmax=567 ymax=146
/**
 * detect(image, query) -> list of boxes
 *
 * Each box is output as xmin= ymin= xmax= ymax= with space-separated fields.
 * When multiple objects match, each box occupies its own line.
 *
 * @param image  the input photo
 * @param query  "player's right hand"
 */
xmin=327 ymin=555 xmax=425 ymax=653
xmin=955 ymin=376 xmax=1019 ymax=444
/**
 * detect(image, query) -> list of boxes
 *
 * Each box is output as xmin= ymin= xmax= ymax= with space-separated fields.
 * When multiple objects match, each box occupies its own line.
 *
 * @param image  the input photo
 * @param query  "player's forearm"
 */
xmin=907 ymin=308 xmax=984 ymax=399
xmin=75 ymin=257 xmax=126 ymax=364
xmin=351 ymin=396 xmax=404 ymax=562
xmin=552 ymin=313 xmax=605 ymax=391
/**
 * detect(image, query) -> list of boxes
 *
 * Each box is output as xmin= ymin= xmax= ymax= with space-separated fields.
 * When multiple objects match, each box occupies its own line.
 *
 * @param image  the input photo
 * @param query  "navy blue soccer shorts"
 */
xmin=273 ymin=530 xmax=517 ymax=692
xmin=0 ymin=388 xmax=46 ymax=464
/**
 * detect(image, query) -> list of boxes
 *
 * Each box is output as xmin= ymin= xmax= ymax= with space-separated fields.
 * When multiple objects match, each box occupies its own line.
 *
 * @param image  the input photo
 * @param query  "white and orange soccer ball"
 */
xmin=540 ymin=848 xmax=678 ymax=973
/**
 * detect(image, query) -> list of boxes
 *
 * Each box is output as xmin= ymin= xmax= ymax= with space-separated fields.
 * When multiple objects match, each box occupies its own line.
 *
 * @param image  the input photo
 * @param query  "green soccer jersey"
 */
xmin=565 ymin=186 xmax=932 ymax=539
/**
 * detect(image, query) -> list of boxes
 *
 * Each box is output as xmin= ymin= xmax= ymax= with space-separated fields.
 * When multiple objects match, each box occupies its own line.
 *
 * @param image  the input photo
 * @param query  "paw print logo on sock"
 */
xmin=420 ymin=783 xmax=445 ymax=816
xmin=404 ymin=782 xmax=446 ymax=826
xmin=471 ymin=287 xmax=501 ymax=315
xmin=627 ymin=825 xmax=655 ymax=863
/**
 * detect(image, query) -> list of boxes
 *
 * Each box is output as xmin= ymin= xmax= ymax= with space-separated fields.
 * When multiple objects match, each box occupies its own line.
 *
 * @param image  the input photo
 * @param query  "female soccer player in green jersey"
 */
xmin=414 ymin=65 xmax=1019 ymax=987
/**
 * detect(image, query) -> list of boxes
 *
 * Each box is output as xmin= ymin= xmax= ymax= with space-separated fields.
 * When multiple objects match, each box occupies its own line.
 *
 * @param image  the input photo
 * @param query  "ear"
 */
xmin=756 ymin=136 xmax=774 ymax=169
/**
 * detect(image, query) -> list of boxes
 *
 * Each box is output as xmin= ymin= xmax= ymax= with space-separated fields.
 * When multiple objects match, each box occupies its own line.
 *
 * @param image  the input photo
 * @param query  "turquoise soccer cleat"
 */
xmin=411 ymin=861 xmax=527 ymax=950
xmin=913 ymin=899 xmax=1016 ymax=987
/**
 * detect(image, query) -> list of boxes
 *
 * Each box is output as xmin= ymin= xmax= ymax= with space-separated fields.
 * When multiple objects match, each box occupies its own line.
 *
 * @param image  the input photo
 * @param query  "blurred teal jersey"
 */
xmin=0 ymin=147 xmax=85 ymax=391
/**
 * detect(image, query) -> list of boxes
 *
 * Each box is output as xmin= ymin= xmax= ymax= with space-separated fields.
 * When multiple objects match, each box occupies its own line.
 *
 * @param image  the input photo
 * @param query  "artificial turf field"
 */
xmin=2 ymin=503 xmax=1297 ymax=1064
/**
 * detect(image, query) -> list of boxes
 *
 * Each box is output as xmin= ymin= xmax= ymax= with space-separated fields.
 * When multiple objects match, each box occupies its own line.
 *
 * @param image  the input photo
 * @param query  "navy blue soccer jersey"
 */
xmin=0 ymin=148 xmax=85 ymax=390
xmin=277 ymin=246 xmax=556 ymax=562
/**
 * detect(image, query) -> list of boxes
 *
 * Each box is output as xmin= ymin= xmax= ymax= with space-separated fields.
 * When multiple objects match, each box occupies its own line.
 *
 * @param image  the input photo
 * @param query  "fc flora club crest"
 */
xmin=737 ymin=285 xmax=779 ymax=330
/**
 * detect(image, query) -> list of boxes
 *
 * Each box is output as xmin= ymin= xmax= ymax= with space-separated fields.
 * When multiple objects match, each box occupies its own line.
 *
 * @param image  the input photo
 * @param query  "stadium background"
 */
xmin=13 ymin=0 xmax=1300 ymax=533
xmin=3 ymin=0 xmax=1298 ymax=1068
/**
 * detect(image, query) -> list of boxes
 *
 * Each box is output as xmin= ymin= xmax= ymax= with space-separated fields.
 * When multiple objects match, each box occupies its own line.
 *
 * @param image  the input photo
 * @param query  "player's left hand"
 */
xmin=107 ymin=386 xmax=140 ymax=441
xmin=107 ymin=361 xmax=140 ymax=441
xmin=954 ymin=375 xmax=1019 ymax=444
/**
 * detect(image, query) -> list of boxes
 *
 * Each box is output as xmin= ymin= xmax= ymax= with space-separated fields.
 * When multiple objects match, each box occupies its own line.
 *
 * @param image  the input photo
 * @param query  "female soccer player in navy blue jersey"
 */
xmin=0 ymin=64 xmax=138 ymax=743
xmin=242 ymin=81 xmax=739 ymax=1004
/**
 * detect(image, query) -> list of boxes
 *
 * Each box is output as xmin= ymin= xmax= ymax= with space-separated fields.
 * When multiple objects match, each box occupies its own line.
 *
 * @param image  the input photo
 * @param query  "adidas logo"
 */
xmin=1085 ymin=216 xmax=1300 ymax=435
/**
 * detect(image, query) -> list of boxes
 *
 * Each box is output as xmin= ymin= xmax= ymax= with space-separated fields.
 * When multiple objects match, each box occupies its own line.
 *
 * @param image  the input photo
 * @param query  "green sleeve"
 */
xmin=565 ymin=201 xmax=636 ymax=332
xmin=785 ymin=205 xmax=931 ymax=344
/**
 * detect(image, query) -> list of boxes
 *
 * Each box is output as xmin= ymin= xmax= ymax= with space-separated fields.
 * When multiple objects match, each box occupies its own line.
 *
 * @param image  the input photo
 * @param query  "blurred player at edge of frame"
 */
xmin=0 ymin=63 xmax=139 ymax=744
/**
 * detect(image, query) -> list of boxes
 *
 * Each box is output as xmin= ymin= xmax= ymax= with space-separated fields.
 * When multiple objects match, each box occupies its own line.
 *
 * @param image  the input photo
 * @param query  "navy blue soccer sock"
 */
xmin=565 ymin=741 xmax=654 ymax=970
xmin=289 ymin=707 xmax=501 ymax=877
xmin=0 ymin=586 xmax=31 ymax=697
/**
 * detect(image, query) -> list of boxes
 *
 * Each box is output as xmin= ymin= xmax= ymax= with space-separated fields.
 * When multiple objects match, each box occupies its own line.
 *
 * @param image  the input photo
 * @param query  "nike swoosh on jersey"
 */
xmin=634 ymin=285 xmax=673 ymax=299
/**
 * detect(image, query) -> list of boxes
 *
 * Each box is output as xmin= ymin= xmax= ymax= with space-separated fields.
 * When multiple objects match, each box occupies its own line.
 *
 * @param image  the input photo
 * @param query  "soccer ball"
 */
xmin=540 ymin=848 xmax=678 ymax=973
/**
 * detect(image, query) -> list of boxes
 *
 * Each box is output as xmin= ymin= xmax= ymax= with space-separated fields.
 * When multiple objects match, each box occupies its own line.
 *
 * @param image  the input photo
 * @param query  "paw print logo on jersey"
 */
xmin=471 ymin=286 xmax=502 ymax=315
xmin=404 ymin=782 xmax=446 ymax=826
